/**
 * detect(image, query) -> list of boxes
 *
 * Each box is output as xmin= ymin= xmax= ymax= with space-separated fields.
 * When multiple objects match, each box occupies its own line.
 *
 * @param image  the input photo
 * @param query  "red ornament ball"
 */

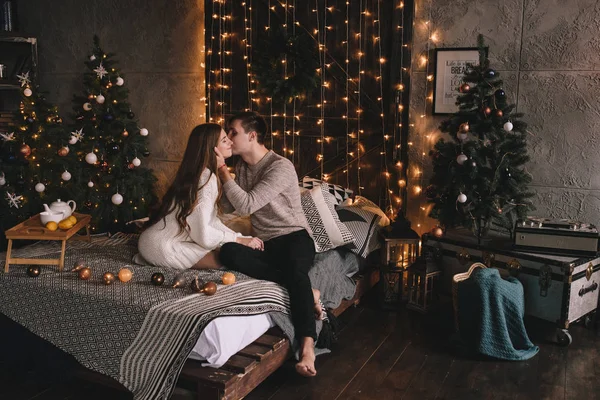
xmin=495 ymin=109 xmax=503 ymax=117
xmin=20 ymin=144 xmax=31 ymax=157
xmin=57 ymin=146 xmax=70 ymax=157
xmin=459 ymin=83 xmax=470 ymax=93
xmin=483 ymin=107 xmax=492 ymax=116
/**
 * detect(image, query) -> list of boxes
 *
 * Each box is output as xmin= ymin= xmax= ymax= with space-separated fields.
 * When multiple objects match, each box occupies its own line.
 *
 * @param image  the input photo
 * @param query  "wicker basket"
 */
xmin=452 ymin=262 xmax=487 ymax=332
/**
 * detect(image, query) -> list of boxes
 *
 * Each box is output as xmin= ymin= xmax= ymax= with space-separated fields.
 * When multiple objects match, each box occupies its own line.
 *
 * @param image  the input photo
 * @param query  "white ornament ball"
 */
xmin=456 ymin=153 xmax=468 ymax=165
xmin=35 ymin=182 xmax=45 ymax=193
xmin=69 ymin=135 xmax=78 ymax=145
xmin=87 ymin=180 xmax=94 ymax=188
xmin=457 ymin=132 xmax=468 ymax=141
xmin=139 ymin=128 xmax=149 ymax=137
xmin=111 ymin=193 xmax=124 ymax=205
xmin=85 ymin=152 xmax=98 ymax=164
xmin=132 ymin=157 xmax=141 ymax=167
xmin=61 ymin=171 xmax=72 ymax=181
xmin=116 ymin=77 xmax=124 ymax=86
xmin=90 ymin=55 xmax=96 ymax=61
xmin=457 ymin=193 xmax=467 ymax=203
xmin=96 ymin=94 xmax=105 ymax=104
xmin=0 ymin=176 xmax=5 ymax=186
xmin=83 ymin=102 xmax=92 ymax=111
xmin=503 ymin=121 xmax=514 ymax=132
xmin=23 ymin=88 xmax=32 ymax=97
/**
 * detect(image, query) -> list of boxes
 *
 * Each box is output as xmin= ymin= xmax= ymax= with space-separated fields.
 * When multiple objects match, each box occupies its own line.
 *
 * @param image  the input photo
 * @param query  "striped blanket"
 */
xmin=0 ymin=235 xmax=290 ymax=399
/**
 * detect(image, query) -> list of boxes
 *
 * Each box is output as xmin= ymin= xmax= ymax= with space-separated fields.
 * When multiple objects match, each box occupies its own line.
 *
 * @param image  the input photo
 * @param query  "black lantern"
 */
xmin=379 ymin=214 xmax=420 ymax=308
xmin=407 ymin=249 xmax=441 ymax=313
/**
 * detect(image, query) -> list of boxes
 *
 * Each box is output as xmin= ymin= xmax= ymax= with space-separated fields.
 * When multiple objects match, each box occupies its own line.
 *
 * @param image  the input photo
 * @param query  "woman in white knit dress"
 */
xmin=138 ymin=123 xmax=263 ymax=270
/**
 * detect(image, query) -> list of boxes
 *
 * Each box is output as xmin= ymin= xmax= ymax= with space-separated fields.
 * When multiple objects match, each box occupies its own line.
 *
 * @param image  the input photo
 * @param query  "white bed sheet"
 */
xmin=188 ymin=313 xmax=275 ymax=368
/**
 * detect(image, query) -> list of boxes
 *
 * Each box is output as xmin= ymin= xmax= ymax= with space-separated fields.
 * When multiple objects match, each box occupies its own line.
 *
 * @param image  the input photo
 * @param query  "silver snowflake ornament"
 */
xmin=16 ymin=72 xmax=31 ymax=87
xmin=71 ymin=128 xmax=85 ymax=141
xmin=93 ymin=63 xmax=108 ymax=79
xmin=0 ymin=132 xmax=15 ymax=141
xmin=6 ymin=192 xmax=22 ymax=209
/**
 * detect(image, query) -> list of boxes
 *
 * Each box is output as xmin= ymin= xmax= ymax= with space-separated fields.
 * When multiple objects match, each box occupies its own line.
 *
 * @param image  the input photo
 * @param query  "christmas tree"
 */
xmin=0 ymin=73 xmax=70 ymax=227
xmin=427 ymin=36 xmax=534 ymax=240
xmin=69 ymin=36 xmax=156 ymax=233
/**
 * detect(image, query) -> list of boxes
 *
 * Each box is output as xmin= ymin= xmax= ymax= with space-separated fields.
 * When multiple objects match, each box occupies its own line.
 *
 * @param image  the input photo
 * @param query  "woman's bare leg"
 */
xmin=191 ymin=250 xmax=223 ymax=270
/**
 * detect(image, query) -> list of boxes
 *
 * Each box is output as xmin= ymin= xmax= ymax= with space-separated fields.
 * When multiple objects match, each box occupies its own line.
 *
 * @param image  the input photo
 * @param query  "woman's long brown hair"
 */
xmin=146 ymin=123 xmax=223 ymax=234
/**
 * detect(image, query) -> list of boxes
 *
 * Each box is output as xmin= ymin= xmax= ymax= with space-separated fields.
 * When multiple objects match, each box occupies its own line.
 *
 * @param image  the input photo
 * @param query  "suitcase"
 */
xmin=423 ymin=228 xmax=600 ymax=346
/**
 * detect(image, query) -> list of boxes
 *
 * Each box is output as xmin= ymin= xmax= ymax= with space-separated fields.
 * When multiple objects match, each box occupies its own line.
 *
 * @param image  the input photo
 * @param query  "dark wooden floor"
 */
xmin=2 ymin=292 xmax=599 ymax=400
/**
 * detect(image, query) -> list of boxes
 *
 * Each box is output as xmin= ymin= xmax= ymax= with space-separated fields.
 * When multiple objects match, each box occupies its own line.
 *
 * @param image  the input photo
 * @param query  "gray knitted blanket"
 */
xmin=0 ymin=234 xmax=358 ymax=399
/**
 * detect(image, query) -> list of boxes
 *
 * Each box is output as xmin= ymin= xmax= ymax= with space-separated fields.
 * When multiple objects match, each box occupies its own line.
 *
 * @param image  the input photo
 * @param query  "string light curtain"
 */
xmin=204 ymin=0 xmax=415 ymax=217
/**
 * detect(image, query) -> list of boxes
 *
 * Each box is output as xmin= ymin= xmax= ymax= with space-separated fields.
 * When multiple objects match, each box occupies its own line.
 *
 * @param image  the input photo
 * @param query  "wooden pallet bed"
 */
xmin=75 ymin=268 xmax=379 ymax=400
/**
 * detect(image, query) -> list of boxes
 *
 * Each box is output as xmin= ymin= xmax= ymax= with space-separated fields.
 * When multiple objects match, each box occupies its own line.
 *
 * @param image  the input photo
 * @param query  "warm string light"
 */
xmin=207 ymin=6 xmax=217 ymax=121
xmin=227 ymin=0 xmax=233 ymax=116
xmin=291 ymin=0 xmax=297 ymax=164
xmin=283 ymin=0 xmax=289 ymax=159
xmin=316 ymin=1 xmax=325 ymax=178
xmin=243 ymin=1 xmax=251 ymax=110
xmin=376 ymin=0 xmax=393 ymax=216
xmin=345 ymin=0 xmax=350 ymax=189
xmin=395 ymin=0 xmax=406 ymax=210
xmin=356 ymin=0 xmax=365 ymax=194
xmin=416 ymin=0 xmax=435 ymax=232
xmin=268 ymin=0 xmax=274 ymax=149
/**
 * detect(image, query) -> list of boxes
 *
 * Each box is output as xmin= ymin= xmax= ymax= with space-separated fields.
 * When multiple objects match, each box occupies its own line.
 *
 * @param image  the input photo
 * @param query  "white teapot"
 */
xmin=43 ymin=199 xmax=76 ymax=218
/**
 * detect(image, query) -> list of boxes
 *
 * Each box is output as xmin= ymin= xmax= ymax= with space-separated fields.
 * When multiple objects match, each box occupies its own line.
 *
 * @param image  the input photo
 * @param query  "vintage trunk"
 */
xmin=423 ymin=229 xmax=600 ymax=346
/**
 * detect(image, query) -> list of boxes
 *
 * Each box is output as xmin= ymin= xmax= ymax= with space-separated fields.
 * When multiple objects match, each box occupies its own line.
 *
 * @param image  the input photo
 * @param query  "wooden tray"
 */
xmin=4 ymin=212 xmax=91 ymax=272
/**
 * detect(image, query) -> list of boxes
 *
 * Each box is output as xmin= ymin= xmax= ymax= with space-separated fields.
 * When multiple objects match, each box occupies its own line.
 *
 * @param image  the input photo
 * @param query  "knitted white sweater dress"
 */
xmin=137 ymin=169 xmax=242 ymax=269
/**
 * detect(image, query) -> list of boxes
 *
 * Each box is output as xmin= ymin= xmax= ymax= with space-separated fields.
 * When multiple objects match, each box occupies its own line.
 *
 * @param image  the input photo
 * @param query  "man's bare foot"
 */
xmin=295 ymin=337 xmax=317 ymax=377
xmin=312 ymin=288 xmax=324 ymax=320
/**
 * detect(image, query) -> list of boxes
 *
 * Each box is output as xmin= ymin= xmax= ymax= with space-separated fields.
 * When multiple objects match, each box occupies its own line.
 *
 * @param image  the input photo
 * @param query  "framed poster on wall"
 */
xmin=432 ymin=47 xmax=484 ymax=114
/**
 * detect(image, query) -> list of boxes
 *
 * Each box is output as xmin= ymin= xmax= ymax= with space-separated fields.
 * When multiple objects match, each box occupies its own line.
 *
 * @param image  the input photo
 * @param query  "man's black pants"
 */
xmin=219 ymin=229 xmax=317 ymax=341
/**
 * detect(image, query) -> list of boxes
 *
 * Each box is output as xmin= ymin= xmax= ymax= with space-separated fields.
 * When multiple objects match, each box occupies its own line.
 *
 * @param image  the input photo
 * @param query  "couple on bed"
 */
xmin=137 ymin=112 xmax=320 ymax=377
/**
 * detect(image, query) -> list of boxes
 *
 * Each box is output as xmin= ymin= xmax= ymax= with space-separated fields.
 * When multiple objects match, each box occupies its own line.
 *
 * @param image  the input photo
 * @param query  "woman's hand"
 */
xmin=214 ymin=147 xmax=226 ymax=169
xmin=236 ymin=236 xmax=264 ymax=251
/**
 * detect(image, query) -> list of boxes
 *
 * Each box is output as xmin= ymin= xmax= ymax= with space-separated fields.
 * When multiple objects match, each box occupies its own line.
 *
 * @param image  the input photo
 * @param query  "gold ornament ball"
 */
xmin=483 ymin=107 xmax=492 ymax=116
xmin=459 ymin=123 xmax=469 ymax=133
xmin=122 ymin=129 xmax=129 ymax=137
xmin=495 ymin=109 xmax=504 ymax=117
xmin=118 ymin=268 xmax=133 ymax=283
xmin=201 ymin=281 xmax=218 ymax=296
xmin=151 ymin=272 xmax=165 ymax=286
xmin=459 ymin=83 xmax=470 ymax=93
xmin=20 ymin=144 xmax=31 ymax=157
xmin=103 ymin=272 xmax=116 ymax=285
xmin=222 ymin=272 xmax=236 ymax=285
xmin=27 ymin=265 xmax=41 ymax=277
xmin=78 ymin=267 xmax=92 ymax=280
xmin=432 ymin=227 xmax=444 ymax=238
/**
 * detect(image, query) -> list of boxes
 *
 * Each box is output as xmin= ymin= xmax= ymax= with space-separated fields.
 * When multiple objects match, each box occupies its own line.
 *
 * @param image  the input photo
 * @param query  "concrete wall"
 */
xmin=16 ymin=0 xmax=206 ymax=196
xmin=409 ymin=0 xmax=600 ymax=234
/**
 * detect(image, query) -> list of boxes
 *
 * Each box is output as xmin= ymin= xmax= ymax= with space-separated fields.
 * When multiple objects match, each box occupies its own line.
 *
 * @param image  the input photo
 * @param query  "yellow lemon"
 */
xmin=58 ymin=219 xmax=74 ymax=230
xmin=68 ymin=215 xmax=77 ymax=225
xmin=45 ymin=221 xmax=58 ymax=231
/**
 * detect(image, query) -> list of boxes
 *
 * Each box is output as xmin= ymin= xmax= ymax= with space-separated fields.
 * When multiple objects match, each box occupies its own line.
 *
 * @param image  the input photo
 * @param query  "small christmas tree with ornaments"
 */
xmin=0 ymin=73 xmax=70 ymax=226
xmin=426 ymin=35 xmax=534 ymax=241
xmin=69 ymin=36 xmax=156 ymax=233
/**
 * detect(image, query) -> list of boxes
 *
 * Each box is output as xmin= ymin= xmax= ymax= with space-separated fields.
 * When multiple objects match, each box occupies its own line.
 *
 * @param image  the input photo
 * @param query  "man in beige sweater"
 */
xmin=214 ymin=112 xmax=318 ymax=377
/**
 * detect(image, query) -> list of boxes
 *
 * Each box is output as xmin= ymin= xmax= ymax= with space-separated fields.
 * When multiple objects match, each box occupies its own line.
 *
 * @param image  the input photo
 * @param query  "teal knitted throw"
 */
xmin=457 ymin=268 xmax=539 ymax=361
